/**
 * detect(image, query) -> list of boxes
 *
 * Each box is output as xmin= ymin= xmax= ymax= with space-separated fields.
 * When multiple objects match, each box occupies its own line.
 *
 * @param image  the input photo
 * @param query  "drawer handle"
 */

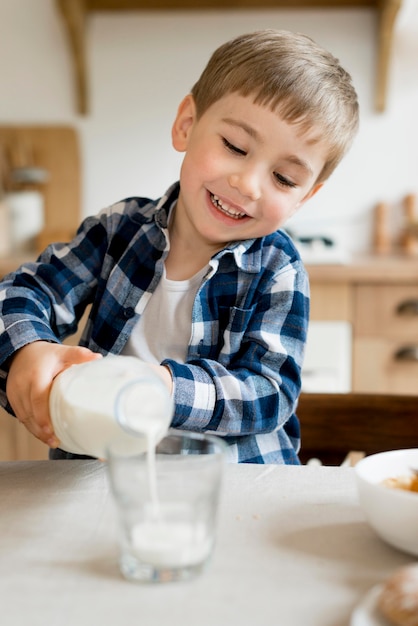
xmin=394 ymin=346 xmax=418 ymax=362
xmin=396 ymin=299 xmax=418 ymax=316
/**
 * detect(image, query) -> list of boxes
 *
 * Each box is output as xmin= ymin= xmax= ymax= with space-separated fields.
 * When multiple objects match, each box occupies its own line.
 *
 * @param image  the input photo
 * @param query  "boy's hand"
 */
xmin=6 ymin=341 xmax=102 ymax=448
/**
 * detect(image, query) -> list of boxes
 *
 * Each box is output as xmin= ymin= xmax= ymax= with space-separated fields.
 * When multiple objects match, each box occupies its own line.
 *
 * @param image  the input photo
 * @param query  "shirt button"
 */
xmin=123 ymin=306 xmax=135 ymax=319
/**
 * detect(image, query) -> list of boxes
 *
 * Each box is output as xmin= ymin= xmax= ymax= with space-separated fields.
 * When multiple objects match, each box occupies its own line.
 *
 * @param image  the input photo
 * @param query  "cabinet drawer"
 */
xmin=0 ymin=407 xmax=48 ymax=461
xmin=353 ymin=337 xmax=418 ymax=395
xmin=310 ymin=283 xmax=352 ymax=322
xmin=355 ymin=285 xmax=418 ymax=338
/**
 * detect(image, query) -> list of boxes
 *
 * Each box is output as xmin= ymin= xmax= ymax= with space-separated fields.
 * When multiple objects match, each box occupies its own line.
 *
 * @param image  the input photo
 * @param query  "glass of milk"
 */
xmin=106 ymin=430 xmax=227 ymax=583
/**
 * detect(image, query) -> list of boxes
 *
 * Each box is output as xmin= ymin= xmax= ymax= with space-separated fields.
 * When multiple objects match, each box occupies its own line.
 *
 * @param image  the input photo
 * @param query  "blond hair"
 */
xmin=191 ymin=30 xmax=359 ymax=182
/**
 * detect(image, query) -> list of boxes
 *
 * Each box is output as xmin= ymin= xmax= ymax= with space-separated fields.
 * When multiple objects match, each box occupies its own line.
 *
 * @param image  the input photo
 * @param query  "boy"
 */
xmin=0 ymin=30 xmax=359 ymax=463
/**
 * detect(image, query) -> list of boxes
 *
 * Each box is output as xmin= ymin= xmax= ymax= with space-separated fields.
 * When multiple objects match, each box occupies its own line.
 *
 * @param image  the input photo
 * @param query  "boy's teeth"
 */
xmin=211 ymin=194 xmax=245 ymax=219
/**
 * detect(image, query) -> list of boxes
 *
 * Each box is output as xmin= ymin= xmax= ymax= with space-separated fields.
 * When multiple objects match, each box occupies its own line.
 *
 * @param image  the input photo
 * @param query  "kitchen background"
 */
xmin=0 ymin=0 xmax=417 ymax=254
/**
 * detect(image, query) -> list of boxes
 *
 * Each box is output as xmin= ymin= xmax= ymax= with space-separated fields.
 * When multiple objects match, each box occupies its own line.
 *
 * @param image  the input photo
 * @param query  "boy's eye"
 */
xmin=222 ymin=137 xmax=246 ymax=156
xmin=274 ymin=172 xmax=297 ymax=189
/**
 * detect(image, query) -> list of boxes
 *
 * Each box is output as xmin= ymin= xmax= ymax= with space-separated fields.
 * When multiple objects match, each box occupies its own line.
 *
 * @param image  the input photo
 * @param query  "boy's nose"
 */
xmin=228 ymin=169 xmax=261 ymax=201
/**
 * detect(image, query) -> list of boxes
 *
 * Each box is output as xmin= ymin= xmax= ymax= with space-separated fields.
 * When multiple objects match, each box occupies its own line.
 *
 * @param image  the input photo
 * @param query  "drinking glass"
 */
xmin=106 ymin=430 xmax=226 ymax=583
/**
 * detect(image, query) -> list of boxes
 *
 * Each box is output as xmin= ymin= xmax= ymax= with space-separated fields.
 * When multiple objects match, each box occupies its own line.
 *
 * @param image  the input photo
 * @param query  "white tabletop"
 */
xmin=0 ymin=461 xmax=412 ymax=626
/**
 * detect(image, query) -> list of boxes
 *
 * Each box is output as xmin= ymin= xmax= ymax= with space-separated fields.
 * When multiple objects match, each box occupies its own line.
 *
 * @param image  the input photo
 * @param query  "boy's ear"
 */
xmin=298 ymin=181 xmax=324 ymax=207
xmin=171 ymin=94 xmax=196 ymax=152
xmin=289 ymin=182 xmax=324 ymax=219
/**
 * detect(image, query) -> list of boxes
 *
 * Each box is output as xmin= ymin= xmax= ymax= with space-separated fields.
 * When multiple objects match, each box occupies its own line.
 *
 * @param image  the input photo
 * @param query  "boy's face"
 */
xmin=172 ymin=93 xmax=326 ymax=250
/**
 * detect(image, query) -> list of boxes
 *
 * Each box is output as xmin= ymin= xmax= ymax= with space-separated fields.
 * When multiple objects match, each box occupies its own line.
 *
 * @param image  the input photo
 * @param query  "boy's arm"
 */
xmin=163 ymin=263 xmax=309 ymax=438
xmin=0 ymin=209 xmax=113 ymax=410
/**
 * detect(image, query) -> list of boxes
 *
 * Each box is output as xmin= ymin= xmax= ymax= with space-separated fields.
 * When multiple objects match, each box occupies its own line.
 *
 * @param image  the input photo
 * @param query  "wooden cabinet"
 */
xmin=309 ymin=255 xmax=418 ymax=396
xmin=0 ymin=126 xmax=81 ymax=252
xmin=353 ymin=285 xmax=418 ymax=394
xmin=0 ymin=317 xmax=87 ymax=461
xmin=0 ymin=408 xmax=49 ymax=461
xmin=0 ymin=125 xmax=81 ymax=460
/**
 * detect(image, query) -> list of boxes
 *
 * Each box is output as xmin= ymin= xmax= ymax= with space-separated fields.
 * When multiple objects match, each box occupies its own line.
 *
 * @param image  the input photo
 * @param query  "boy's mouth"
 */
xmin=210 ymin=193 xmax=246 ymax=220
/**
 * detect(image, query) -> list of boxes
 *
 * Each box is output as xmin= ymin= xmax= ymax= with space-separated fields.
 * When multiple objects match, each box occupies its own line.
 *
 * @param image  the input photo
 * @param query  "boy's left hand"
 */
xmin=6 ymin=341 xmax=102 ymax=448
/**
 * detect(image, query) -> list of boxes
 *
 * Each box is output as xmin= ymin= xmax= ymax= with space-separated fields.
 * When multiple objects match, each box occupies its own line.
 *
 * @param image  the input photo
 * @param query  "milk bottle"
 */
xmin=49 ymin=355 xmax=173 ymax=458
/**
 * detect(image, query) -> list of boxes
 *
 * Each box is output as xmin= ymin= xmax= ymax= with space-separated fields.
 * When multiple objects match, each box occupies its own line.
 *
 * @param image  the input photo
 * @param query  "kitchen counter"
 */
xmin=306 ymin=253 xmax=418 ymax=284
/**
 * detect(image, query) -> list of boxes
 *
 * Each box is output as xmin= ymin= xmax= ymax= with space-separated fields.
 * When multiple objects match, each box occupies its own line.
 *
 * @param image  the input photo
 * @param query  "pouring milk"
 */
xmin=51 ymin=355 xmax=212 ymax=572
xmin=49 ymin=355 xmax=173 ymax=458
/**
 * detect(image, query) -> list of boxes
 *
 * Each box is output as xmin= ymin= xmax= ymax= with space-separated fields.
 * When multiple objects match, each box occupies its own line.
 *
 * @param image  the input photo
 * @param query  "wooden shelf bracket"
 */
xmin=375 ymin=0 xmax=403 ymax=112
xmin=56 ymin=0 xmax=405 ymax=115
xmin=56 ymin=0 xmax=88 ymax=115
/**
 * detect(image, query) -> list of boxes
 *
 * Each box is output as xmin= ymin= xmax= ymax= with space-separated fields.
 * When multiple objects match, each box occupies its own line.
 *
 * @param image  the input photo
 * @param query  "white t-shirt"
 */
xmin=121 ymin=265 xmax=208 ymax=364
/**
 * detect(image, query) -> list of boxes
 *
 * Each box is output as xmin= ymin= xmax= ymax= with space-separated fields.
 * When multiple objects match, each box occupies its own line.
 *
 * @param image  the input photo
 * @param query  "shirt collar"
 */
xmin=154 ymin=182 xmax=180 ymax=229
xmin=214 ymin=239 xmax=262 ymax=273
xmin=155 ymin=182 xmax=262 ymax=273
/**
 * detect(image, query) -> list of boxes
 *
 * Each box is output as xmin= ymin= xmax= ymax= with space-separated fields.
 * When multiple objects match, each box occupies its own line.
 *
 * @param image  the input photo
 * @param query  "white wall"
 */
xmin=1 ymin=0 xmax=418 ymax=254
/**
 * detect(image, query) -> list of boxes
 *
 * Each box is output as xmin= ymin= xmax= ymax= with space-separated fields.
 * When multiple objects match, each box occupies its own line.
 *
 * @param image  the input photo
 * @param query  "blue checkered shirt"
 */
xmin=0 ymin=182 xmax=309 ymax=463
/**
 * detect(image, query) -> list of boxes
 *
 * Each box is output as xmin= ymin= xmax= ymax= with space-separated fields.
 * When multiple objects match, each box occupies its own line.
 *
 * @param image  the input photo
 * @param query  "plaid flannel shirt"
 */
xmin=0 ymin=182 xmax=309 ymax=463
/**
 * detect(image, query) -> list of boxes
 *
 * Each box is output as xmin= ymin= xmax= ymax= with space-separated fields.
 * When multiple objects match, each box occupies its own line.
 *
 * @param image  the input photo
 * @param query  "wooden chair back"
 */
xmin=297 ymin=392 xmax=418 ymax=466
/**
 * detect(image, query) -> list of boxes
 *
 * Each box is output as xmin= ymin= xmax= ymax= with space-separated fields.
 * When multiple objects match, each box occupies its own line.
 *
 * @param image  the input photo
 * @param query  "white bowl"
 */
xmin=355 ymin=449 xmax=418 ymax=556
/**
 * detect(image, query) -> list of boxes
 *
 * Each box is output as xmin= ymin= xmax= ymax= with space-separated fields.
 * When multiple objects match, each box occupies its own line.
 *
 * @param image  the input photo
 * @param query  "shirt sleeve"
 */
xmin=162 ymin=258 xmax=309 ymax=439
xmin=0 ymin=210 xmax=112 ymax=407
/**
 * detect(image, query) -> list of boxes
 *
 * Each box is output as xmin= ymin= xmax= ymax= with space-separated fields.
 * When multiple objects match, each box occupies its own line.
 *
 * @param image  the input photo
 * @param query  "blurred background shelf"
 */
xmin=0 ymin=125 xmax=81 ymax=255
xmin=56 ymin=0 xmax=403 ymax=114
xmin=0 ymin=124 xmax=81 ymax=461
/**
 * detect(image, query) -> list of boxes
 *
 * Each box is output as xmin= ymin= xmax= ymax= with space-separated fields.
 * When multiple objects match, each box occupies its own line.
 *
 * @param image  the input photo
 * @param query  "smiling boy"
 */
xmin=0 ymin=30 xmax=359 ymax=463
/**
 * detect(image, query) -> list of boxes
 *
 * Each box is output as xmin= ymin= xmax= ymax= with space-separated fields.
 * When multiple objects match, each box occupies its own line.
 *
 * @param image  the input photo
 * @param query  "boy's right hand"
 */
xmin=6 ymin=341 xmax=102 ymax=448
